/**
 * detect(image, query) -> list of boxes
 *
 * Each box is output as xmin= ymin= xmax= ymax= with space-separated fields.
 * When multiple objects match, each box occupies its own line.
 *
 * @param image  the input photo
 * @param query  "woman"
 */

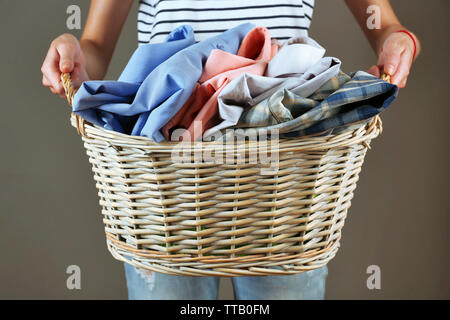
xmin=41 ymin=0 xmax=420 ymax=299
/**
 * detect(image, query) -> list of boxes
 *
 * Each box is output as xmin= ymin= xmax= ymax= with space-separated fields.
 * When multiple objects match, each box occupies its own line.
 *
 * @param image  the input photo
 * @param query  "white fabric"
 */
xmin=203 ymin=38 xmax=341 ymax=139
xmin=137 ymin=0 xmax=315 ymax=44
xmin=265 ymin=36 xmax=325 ymax=78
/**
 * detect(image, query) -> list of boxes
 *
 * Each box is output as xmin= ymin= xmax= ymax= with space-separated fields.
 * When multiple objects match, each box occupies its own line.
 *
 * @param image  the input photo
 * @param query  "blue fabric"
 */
xmin=282 ymin=71 xmax=398 ymax=137
xmin=233 ymin=71 xmax=398 ymax=138
xmin=124 ymin=262 xmax=328 ymax=300
xmin=72 ymin=25 xmax=196 ymax=135
xmin=73 ymin=23 xmax=255 ymax=142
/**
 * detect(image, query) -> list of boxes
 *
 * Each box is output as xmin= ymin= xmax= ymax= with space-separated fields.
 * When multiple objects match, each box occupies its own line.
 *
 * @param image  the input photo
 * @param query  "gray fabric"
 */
xmin=203 ymin=55 xmax=341 ymax=139
xmin=233 ymin=70 xmax=397 ymax=138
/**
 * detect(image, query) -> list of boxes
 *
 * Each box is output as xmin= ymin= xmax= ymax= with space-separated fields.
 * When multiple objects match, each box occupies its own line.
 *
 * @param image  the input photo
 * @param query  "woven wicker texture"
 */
xmin=61 ymin=73 xmax=382 ymax=277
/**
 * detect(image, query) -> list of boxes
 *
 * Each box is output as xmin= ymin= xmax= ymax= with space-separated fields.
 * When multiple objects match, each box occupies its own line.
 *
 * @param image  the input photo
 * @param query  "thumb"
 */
xmin=56 ymin=43 xmax=76 ymax=73
xmin=379 ymin=48 xmax=402 ymax=76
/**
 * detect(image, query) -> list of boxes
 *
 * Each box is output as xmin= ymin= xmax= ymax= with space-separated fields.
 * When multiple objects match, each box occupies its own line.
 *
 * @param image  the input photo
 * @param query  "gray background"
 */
xmin=0 ymin=0 xmax=448 ymax=299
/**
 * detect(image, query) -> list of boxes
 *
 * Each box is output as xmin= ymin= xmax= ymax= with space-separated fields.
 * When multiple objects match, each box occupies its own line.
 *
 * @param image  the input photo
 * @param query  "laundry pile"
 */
xmin=72 ymin=23 xmax=398 ymax=142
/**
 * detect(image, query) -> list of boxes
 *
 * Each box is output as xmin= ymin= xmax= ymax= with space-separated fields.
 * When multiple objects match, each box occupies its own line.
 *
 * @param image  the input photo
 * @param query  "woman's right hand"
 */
xmin=41 ymin=33 xmax=90 ymax=98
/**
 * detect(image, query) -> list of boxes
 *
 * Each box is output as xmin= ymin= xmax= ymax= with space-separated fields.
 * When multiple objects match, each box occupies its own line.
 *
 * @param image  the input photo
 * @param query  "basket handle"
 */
xmin=381 ymin=72 xmax=392 ymax=83
xmin=60 ymin=73 xmax=87 ymax=137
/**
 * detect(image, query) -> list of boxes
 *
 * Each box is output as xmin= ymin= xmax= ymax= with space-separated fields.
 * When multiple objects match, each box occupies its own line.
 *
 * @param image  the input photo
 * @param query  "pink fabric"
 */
xmin=163 ymin=27 xmax=280 ymax=141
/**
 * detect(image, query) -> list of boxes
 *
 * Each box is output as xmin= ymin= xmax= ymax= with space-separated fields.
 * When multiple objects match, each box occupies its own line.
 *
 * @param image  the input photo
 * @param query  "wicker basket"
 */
xmin=61 ymin=73 xmax=382 ymax=277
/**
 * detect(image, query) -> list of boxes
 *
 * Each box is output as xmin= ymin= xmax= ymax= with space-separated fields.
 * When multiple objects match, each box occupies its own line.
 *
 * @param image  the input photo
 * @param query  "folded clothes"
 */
xmin=163 ymin=26 xmax=279 ymax=141
xmin=203 ymin=47 xmax=341 ymax=139
xmin=218 ymin=71 xmax=398 ymax=139
xmin=71 ymin=24 xmax=397 ymax=143
xmin=72 ymin=23 xmax=255 ymax=142
xmin=72 ymin=25 xmax=195 ymax=135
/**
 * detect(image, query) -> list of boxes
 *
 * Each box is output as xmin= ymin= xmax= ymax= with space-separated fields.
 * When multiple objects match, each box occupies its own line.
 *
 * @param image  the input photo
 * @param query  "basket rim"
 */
xmin=62 ymin=72 xmax=382 ymax=152
xmin=70 ymin=114 xmax=381 ymax=152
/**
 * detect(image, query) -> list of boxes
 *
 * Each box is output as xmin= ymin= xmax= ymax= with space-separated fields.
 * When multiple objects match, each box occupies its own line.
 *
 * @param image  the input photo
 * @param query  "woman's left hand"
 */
xmin=367 ymin=31 xmax=416 ymax=88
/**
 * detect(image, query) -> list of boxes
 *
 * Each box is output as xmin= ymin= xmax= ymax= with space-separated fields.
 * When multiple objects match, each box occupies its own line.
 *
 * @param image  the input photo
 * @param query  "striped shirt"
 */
xmin=137 ymin=0 xmax=315 ymax=45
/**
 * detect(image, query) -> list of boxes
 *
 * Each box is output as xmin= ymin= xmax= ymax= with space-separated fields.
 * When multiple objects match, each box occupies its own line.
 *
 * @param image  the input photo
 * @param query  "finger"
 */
xmin=41 ymin=48 xmax=64 ymax=94
xmin=391 ymin=49 xmax=412 ymax=86
xmin=55 ymin=41 xmax=77 ymax=73
xmin=70 ymin=63 xmax=90 ymax=90
xmin=49 ymin=86 xmax=58 ymax=95
xmin=367 ymin=65 xmax=381 ymax=77
xmin=399 ymin=77 xmax=407 ymax=89
xmin=54 ymin=86 xmax=67 ymax=99
xmin=42 ymin=75 xmax=52 ymax=87
xmin=50 ymin=86 xmax=67 ymax=99
xmin=70 ymin=64 xmax=84 ymax=89
xmin=378 ymin=46 xmax=403 ymax=76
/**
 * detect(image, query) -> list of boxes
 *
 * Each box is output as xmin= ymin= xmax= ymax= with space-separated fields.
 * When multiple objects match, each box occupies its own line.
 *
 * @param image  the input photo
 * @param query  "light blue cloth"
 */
xmin=124 ymin=263 xmax=328 ymax=300
xmin=72 ymin=25 xmax=196 ymax=135
xmin=73 ymin=23 xmax=255 ymax=142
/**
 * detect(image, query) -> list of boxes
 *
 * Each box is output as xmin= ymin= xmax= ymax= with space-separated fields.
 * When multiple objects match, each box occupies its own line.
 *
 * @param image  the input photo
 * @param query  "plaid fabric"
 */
xmin=233 ymin=70 xmax=398 ymax=138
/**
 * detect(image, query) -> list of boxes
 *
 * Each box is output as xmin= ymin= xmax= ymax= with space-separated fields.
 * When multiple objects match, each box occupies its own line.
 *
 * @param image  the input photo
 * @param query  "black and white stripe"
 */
xmin=137 ymin=0 xmax=315 ymax=44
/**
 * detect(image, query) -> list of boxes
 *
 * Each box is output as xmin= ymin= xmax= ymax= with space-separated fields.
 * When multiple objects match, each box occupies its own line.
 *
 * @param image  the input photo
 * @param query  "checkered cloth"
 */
xmin=233 ymin=70 xmax=398 ymax=138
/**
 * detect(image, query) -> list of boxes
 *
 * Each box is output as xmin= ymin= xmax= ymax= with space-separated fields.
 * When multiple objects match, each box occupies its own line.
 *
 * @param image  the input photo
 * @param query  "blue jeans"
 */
xmin=124 ymin=263 xmax=328 ymax=300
